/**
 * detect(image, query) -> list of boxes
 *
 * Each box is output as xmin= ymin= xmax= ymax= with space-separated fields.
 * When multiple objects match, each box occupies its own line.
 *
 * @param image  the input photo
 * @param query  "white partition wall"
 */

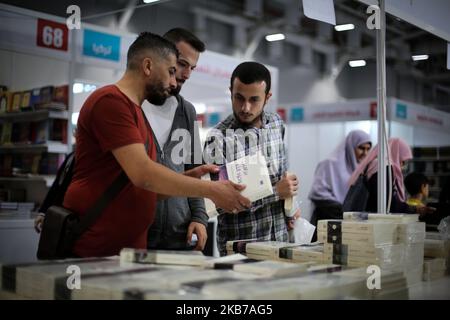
xmin=282 ymin=98 xmax=450 ymax=221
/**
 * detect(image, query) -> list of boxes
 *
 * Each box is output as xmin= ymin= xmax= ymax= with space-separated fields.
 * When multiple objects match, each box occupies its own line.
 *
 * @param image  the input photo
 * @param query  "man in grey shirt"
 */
xmin=143 ymin=28 xmax=208 ymax=251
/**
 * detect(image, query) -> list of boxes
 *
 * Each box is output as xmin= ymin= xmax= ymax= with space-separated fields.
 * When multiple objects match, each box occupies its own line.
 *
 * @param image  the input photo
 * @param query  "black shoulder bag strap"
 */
xmin=72 ymin=108 xmax=150 ymax=237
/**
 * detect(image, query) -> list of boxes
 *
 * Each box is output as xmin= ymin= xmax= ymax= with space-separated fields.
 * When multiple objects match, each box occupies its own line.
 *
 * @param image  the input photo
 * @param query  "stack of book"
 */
xmin=423 ymin=257 xmax=447 ymax=281
xmin=337 ymin=267 xmax=409 ymax=299
xmin=232 ymin=260 xmax=314 ymax=277
xmin=244 ymin=241 xmax=300 ymax=260
xmin=201 ymin=278 xmax=300 ymax=300
xmin=120 ymin=248 xmax=210 ymax=266
xmin=424 ymin=236 xmax=450 ymax=274
xmin=278 ymin=243 xmax=325 ymax=263
xmin=72 ymin=269 xmax=226 ymax=300
xmin=319 ymin=215 xmax=425 ymax=287
xmin=200 ymin=268 xmax=369 ymax=300
xmin=72 ymin=268 xmax=259 ymax=300
xmin=2 ymin=257 xmax=166 ymax=300
xmin=203 ymin=253 xmax=258 ymax=269
xmin=225 ymin=239 xmax=260 ymax=255
xmin=225 ymin=240 xmax=326 ymax=263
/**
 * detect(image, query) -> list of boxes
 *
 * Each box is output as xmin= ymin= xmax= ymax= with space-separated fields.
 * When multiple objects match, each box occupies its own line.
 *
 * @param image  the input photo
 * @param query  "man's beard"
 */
xmin=146 ymin=80 xmax=169 ymax=106
xmin=233 ymin=106 xmax=265 ymax=129
xmin=170 ymin=79 xmax=184 ymax=96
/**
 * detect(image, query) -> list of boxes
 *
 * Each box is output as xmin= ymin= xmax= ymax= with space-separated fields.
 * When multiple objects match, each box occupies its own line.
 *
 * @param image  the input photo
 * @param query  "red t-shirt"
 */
xmin=63 ymin=85 xmax=157 ymax=257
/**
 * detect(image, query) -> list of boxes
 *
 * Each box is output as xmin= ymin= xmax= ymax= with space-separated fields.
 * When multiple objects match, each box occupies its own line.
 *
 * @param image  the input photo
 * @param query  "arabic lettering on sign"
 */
xmin=83 ymin=29 xmax=120 ymax=61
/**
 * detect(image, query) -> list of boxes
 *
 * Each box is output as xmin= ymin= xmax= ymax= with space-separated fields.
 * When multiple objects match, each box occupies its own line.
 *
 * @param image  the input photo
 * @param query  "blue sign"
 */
xmin=83 ymin=29 xmax=121 ymax=62
xmin=396 ymin=103 xmax=407 ymax=119
xmin=208 ymin=113 xmax=221 ymax=127
xmin=290 ymin=107 xmax=304 ymax=122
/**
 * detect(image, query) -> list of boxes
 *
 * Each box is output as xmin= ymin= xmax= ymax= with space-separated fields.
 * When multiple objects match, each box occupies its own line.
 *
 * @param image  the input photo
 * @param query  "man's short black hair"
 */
xmin=405 ymin=172 xmax=429 ymax=196
xmin=127 ymin=32 xmax=179 ymax=70
xmin=163 ymin=28 xmax=205 ymax=53
xmin=230 ymin=61 xmax=271 ymax=95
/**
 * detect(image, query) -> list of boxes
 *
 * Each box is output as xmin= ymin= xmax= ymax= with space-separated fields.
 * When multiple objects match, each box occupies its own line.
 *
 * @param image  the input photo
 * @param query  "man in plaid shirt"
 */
xmin=204 ymin=62 xmax=298 ymax=256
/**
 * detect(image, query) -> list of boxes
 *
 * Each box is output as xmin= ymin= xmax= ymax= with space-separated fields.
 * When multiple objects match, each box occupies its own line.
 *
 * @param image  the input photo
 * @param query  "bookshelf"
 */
xmin=0 ymin=95 xmax=70 ymax=208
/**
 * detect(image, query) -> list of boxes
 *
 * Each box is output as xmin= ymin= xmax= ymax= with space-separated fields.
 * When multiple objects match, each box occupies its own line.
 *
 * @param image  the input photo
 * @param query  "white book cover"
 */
xmin=202 ymin=150 xmax=273 ymax=215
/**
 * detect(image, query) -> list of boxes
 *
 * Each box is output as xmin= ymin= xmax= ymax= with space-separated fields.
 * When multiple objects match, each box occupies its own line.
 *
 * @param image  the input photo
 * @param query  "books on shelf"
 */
xmin=20 ymin=91 xmax=32 ymax=111
xmin=202 ymin=150 xmax=273 ymax=215
xmin=1 ymin=122 xmax=12 ymax=145
xmin=11 ymin=92 xmax=21 ymax=112
xmin=0 ymin=91 xmax=12 ymax=113
xmin=1 ymin=85 xmax=69 ymax=113
xmin=53 ymin=85 xmax=69 ymax=106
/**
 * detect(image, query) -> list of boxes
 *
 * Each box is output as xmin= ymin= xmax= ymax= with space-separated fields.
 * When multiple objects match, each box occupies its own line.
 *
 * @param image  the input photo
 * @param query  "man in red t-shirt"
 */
xmin=62 ymin=32 xmax=251 ymax=257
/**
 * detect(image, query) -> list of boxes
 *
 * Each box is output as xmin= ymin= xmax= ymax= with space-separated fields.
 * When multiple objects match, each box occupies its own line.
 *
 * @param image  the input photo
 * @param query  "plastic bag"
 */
xmin=437 ymin=216 xmax=450 ymax=240
xmin=289 ymin=217 xmax=316 ymax=244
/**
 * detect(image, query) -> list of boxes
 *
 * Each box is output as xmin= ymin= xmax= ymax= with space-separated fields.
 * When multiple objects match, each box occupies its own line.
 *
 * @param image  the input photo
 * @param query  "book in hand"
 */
xmin=202 ymin=150 xmax=273 ymax=215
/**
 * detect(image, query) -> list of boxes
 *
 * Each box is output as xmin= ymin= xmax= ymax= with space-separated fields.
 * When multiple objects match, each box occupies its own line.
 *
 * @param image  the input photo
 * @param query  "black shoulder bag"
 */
xmin=342 ymin=165 xmax=370 ymax=212
xmin=37 ymin=109 xmax=150 ymax=260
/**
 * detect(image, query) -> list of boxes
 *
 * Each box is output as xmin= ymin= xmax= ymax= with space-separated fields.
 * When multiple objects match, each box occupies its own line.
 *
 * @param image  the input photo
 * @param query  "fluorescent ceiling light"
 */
xmin=349 ymin=60 xmax=366 ymax=67
xmin=265 ymin=33 xmax=285 ymax=42
xmin=334 ymin=24 xmax=355 ymax=31
xmin=72 ymin=83 xmax=83 ymax=94
xmin=412 ymin=54 xmax=429 ymax=61
xmin=143 ymin=0 xmax=160 ymax=3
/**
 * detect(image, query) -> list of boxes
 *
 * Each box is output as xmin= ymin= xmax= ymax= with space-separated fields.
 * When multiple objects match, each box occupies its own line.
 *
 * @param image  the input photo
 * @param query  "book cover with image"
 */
xmin=202 ymin=150 xmax=273 ymax=215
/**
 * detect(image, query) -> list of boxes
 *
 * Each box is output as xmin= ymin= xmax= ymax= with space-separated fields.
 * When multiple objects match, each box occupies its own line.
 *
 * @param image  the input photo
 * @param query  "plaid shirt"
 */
xmin=204 ymin=112 xmax=288 ymax=256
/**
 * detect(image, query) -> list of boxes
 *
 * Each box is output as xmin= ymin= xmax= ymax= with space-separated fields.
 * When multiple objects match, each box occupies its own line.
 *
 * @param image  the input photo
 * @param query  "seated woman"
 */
xmin=309 ymin=130 xmax=372 ymax=226
xmin=348 ymin=138 xmax=435 ymax=217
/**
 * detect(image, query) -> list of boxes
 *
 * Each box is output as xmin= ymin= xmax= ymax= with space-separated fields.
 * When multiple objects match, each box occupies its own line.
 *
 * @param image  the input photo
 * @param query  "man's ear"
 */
xmin=142 ymin=57 xmax=153 ymax=76
xmin=265 ymin=91 xmax=273 ymax=104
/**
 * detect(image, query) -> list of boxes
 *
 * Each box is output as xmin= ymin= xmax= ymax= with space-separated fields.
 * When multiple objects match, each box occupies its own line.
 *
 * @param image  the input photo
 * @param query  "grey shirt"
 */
xmin=146 ymin=94 xmax=208 ymax=249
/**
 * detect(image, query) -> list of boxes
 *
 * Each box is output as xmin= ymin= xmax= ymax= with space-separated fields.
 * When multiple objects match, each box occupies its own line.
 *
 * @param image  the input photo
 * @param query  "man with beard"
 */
xmin=62 ymin=32 xmax=251 ymax=257
xmin=143 ymin=29 xmax=209 ymax=252
xmin=204 ymin=62 xmax=298 ymax=256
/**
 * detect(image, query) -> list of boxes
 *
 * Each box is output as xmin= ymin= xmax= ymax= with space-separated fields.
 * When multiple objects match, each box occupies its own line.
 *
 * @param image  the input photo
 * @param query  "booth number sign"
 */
xmin=36 ymin=18 xmax=69 ymax=52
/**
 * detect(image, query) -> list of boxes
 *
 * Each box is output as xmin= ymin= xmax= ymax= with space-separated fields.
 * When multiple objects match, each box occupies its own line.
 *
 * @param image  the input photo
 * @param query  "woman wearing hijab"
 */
xmin=348 ymin=137 xmax=435 ymax=216
xmin=309 ymin=130 xmax=372 ymax=224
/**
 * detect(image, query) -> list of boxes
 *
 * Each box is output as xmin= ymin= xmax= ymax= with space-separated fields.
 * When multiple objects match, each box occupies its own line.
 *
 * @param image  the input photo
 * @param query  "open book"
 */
xmin=202 ymin=150 xmax=273 ymax=216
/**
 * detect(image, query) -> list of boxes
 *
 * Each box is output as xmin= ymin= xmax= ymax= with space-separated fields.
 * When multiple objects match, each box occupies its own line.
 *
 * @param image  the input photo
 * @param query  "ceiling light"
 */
xmin=334 ymin=24 xmax=355 ymax=31
xmin=265 ymin=33 xmax=285 ymax=42
xmin=349 ymin=60 xmax=366 ymax=67
xmin=72 ymin=83 xmax=83 ymax=94
xmin=143 ymin=0 xmax=160 ymax=3
xmin=412 ymin=54 xmax=429 ymax=61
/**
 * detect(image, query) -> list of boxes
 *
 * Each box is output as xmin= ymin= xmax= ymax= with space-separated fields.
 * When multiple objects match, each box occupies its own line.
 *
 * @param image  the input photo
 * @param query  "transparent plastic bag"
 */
xmin=289 ymin=217 xmax=316 ymax=244
xmin=437 ymin=216 xmax=450 ymax=240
